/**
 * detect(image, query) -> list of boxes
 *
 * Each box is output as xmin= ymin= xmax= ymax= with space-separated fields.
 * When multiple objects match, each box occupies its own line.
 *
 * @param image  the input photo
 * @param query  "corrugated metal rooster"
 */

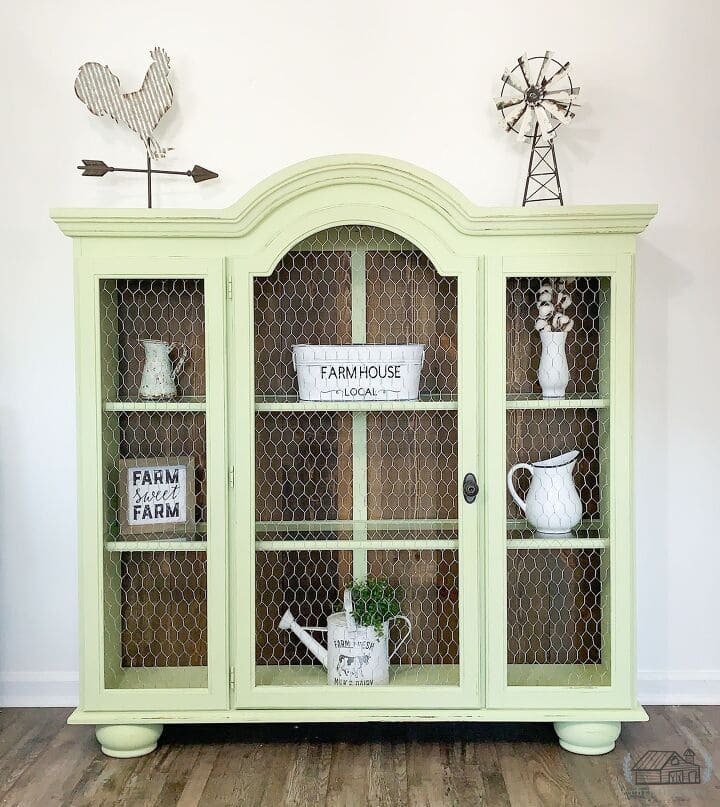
xmin=75 ymin=47 xmax=173 ymax=159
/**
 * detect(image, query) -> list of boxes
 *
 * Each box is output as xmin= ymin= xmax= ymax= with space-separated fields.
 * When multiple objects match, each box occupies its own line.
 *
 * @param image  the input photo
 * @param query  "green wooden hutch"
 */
xmin=52 ymin=155 xmax=656 ymax=757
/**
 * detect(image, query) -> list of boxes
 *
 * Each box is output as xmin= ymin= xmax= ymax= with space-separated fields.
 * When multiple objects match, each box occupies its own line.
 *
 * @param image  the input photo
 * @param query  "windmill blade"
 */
xmin=545 ymin=85 xmax=580 ymax=97
xmin=516 ymin=53 xmax=532 ymax=88
xmin=516 ymin=107 xmax=536 ymax=141
xmin=542 ymin=91 xmax=579 ymax=107
xmin=534 ymin=105 xmax=555 ymax=141
xmin=535 ymin=50 xmax=553 ymax=86
xmin=503 ymin=102 xmax=528 ymax=132
xmin=501 ymin=67 xmax=526 ymax=94
xmin=495 ymin=93 xmax=525 ymax=111
xmin=542 ymin=60 xmax=572 ymax=91
xmin=543 ymin=99 xmax=575 ymax=124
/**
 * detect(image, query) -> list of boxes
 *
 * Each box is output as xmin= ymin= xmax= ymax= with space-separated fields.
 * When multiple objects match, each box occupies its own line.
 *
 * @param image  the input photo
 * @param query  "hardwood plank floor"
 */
xmin=0 ymin=708 xmax=718 ymax=806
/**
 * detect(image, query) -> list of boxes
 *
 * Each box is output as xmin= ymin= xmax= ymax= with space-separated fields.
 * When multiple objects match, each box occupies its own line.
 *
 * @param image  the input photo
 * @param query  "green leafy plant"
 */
xmin=345 ymin=577 xmax=402 ymax=636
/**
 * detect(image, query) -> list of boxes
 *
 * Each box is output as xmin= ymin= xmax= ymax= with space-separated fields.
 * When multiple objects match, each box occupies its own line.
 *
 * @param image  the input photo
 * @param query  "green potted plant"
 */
xmin=348 ymin=577 xmax=403 ymax=636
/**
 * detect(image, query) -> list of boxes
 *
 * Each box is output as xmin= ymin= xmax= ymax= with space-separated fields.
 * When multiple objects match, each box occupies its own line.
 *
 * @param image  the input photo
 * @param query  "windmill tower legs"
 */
xmin=522 ymin=123 xmax=564 ymax=206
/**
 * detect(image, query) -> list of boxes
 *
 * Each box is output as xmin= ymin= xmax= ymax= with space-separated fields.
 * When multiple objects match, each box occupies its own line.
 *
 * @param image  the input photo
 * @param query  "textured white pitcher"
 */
xmin=538 ymin=330 xmax=570 ymax=398
xmin=507 ymin=450 xmax=583 ymax=534
xmin=138 ymin=340 xmax=188 ymax=400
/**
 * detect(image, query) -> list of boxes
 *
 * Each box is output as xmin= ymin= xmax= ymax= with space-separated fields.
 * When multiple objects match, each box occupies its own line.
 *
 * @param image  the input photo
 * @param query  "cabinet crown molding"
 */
xmin=51 ymin=154 xmax=657 ymax=239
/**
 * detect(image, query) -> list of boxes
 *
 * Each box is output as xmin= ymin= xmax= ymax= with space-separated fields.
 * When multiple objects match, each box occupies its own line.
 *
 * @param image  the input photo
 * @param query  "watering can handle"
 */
xmin=170 ymin=343 xmax=189 ymax=380
xmin=507 ymin=463 xmax=534 ymax=513
xmin=388 ymin=616 xmax=412 ymax=661
xmin=342 ymin=589 xmax=356 ymax=628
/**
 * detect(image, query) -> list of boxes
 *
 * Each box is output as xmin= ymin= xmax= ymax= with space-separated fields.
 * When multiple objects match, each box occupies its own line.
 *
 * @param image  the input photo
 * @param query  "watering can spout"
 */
xmin=278 ymin=609 xmax=328 ymax=668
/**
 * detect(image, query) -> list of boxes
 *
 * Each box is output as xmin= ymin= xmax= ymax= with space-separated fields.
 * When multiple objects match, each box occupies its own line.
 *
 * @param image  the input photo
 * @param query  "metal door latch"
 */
xmin=463 ymin=473 xmax=479 ymax=504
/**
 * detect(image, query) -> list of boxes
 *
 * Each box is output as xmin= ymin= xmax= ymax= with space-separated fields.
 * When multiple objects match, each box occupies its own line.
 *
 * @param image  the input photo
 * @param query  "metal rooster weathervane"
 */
xmin=74 ymin=47 xmax=218 ymax=207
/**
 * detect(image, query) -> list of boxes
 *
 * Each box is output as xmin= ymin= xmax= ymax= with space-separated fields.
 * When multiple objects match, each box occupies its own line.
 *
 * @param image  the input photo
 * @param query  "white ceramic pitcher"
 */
xmin=138 ymin=340 xmax=188 ymax=400
xmin=507 ymin=450 xmax=582 ymax=534
xmin=279 ymin=590 xmax=412 ymax=686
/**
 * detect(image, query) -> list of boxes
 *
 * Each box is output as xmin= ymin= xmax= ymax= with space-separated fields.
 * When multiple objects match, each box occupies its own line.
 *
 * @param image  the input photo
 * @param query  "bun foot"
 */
xmin=553 ymin=721 xmax=621 ymax=755
xmin=95 ymin=724 xmax=163 ymax=758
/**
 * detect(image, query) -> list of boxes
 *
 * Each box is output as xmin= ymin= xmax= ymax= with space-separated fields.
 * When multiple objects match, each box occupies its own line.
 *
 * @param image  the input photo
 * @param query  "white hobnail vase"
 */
xmin=538 ymin=330 xmax=570 ymax=398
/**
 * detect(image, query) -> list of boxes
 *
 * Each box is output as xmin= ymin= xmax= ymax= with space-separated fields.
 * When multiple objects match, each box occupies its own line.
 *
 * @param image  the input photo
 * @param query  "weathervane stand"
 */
xmin=147 ymin=153 xmax=152 ymax=208
xmin=522 ymin=123 xmax=564 ymax=206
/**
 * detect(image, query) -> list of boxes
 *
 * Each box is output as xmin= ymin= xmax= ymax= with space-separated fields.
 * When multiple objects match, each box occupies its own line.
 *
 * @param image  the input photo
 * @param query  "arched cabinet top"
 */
xmin=51 ymin=153 xmax=657 ymax=239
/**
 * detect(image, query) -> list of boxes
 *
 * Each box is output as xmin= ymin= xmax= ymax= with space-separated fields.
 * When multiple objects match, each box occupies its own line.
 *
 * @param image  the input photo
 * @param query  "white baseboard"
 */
xmin=0 ymin=671 xmax=79 ymax=707
xmin=638 ymin=670 xmax=720 ymax=705
xmin=1 ymin=669 xmax=718 ymax=708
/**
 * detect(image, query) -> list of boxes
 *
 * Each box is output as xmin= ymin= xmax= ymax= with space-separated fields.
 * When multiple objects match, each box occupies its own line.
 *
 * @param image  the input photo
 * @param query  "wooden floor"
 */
xmin=0 ymin=707 xmax=719 ymax=806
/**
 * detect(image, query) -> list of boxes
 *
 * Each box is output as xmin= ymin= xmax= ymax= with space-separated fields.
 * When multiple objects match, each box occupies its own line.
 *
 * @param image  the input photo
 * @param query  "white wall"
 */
xmin=1 ymin=0 xmax=718 ymax=706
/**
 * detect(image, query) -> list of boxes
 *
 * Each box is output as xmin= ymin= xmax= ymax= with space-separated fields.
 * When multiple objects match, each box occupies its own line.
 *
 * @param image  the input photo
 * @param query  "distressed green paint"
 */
xmin=52 ymin=155 xmax=655 ymax=746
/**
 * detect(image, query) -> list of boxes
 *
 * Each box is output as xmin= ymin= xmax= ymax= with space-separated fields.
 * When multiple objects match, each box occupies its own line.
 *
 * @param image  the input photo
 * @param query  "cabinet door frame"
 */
xmin=485 ymin=252 xmax=636 ymax=710
xmin=229 ymin=241 xmax=484 ymax=711
xmin=75 ymin=256 xmax=228 ymax=711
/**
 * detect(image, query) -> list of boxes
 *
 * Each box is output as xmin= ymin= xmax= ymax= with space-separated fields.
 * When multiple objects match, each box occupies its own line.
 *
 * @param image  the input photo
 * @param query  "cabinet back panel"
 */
xmin=255 ymin=548 xmax=458 ymax=674
xmin=254 ymin=252 xmax=352 ymax=397
xmin=507 ymin=548 xmax=607 ymax=673
xmin=117 ymin=551 xmax=208 ymax=668
xmin=101 ymin=279 xmax=206 ymax=400
xmin=506 ymin=277 xmax=606 ymax=398
xmin=365 ymin=252 xmax=457 ymax=397
xmin=506 ymin=408 xmax=603 ymax=526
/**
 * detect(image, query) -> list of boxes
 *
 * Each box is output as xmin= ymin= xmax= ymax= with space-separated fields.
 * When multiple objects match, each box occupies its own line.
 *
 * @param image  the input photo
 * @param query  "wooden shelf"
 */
xmin=110 ymin=666 xmax=208 ymax=690
xmin=106 ymin=540 xmax=208 ymax=552
xmin=506 ymin=519 xmax=607 ymax=549
xmin=255 ymin=519 xmax=458 ymax=533
xmin=254 ymin=395 xmax=458 ymax=412
xmin=255 ymin=519 xmax=458 ymax=551
xmin=507 ymin=664 xmax=609 ymax=688
xmin=506 ymin=537 xmax=608 ymax=550
xmin=505 ymin=394 xmax=608 ymax=410
xmin=105 ymin=397 xmax=206 ymax=412
xmin=255 ymin=538 xmax=458 ymax=551
xmin=255 ymin=664 xmax=460 ymax=688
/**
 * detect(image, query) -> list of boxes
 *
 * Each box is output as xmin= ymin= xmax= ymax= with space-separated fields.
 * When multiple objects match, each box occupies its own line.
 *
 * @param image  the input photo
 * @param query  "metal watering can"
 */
xmin=279 ymin=590 xmax=411 ymax=686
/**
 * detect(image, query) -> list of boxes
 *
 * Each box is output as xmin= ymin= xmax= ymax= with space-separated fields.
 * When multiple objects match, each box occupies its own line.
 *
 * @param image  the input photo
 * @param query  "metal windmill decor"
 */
xmin=495 ymin=52 xmax=580 ymax=205
xmin=74 ymin=48 xmax=218 ymax=207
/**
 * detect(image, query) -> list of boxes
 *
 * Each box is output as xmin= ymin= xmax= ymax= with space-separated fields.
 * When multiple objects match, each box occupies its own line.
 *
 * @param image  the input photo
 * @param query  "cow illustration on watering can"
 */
xmin=279 ymin=589 xmax=411 ymax=686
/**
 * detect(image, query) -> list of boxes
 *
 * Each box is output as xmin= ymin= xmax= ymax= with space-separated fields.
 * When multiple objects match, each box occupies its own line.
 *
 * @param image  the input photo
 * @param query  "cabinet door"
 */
xmin=486 ymin=253 xmax=636 ymax=709
xmin=76 ymin=257 xmax=227 ymax=710
xmin=232 ymin=227 xmax=481 ymax=710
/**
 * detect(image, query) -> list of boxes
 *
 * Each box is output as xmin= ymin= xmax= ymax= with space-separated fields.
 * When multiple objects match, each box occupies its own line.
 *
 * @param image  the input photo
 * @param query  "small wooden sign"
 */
xmin=119 ymin=456 xmax=195 ymax=535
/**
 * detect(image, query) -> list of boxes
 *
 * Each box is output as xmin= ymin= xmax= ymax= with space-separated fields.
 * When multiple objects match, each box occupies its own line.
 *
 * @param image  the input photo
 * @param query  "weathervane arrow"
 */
xmin=77 ymin=159 xmax=219 ymax=205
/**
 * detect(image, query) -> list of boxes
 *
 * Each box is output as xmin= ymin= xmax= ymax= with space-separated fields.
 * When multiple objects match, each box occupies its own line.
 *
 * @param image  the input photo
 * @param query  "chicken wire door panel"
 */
xmin=76 ymin=260 xmax=228 ymax=711
xmin=233 ymin=226 xmax=481 ymax=709
xmin=486 ymin=256 xmax=636 ymax=710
